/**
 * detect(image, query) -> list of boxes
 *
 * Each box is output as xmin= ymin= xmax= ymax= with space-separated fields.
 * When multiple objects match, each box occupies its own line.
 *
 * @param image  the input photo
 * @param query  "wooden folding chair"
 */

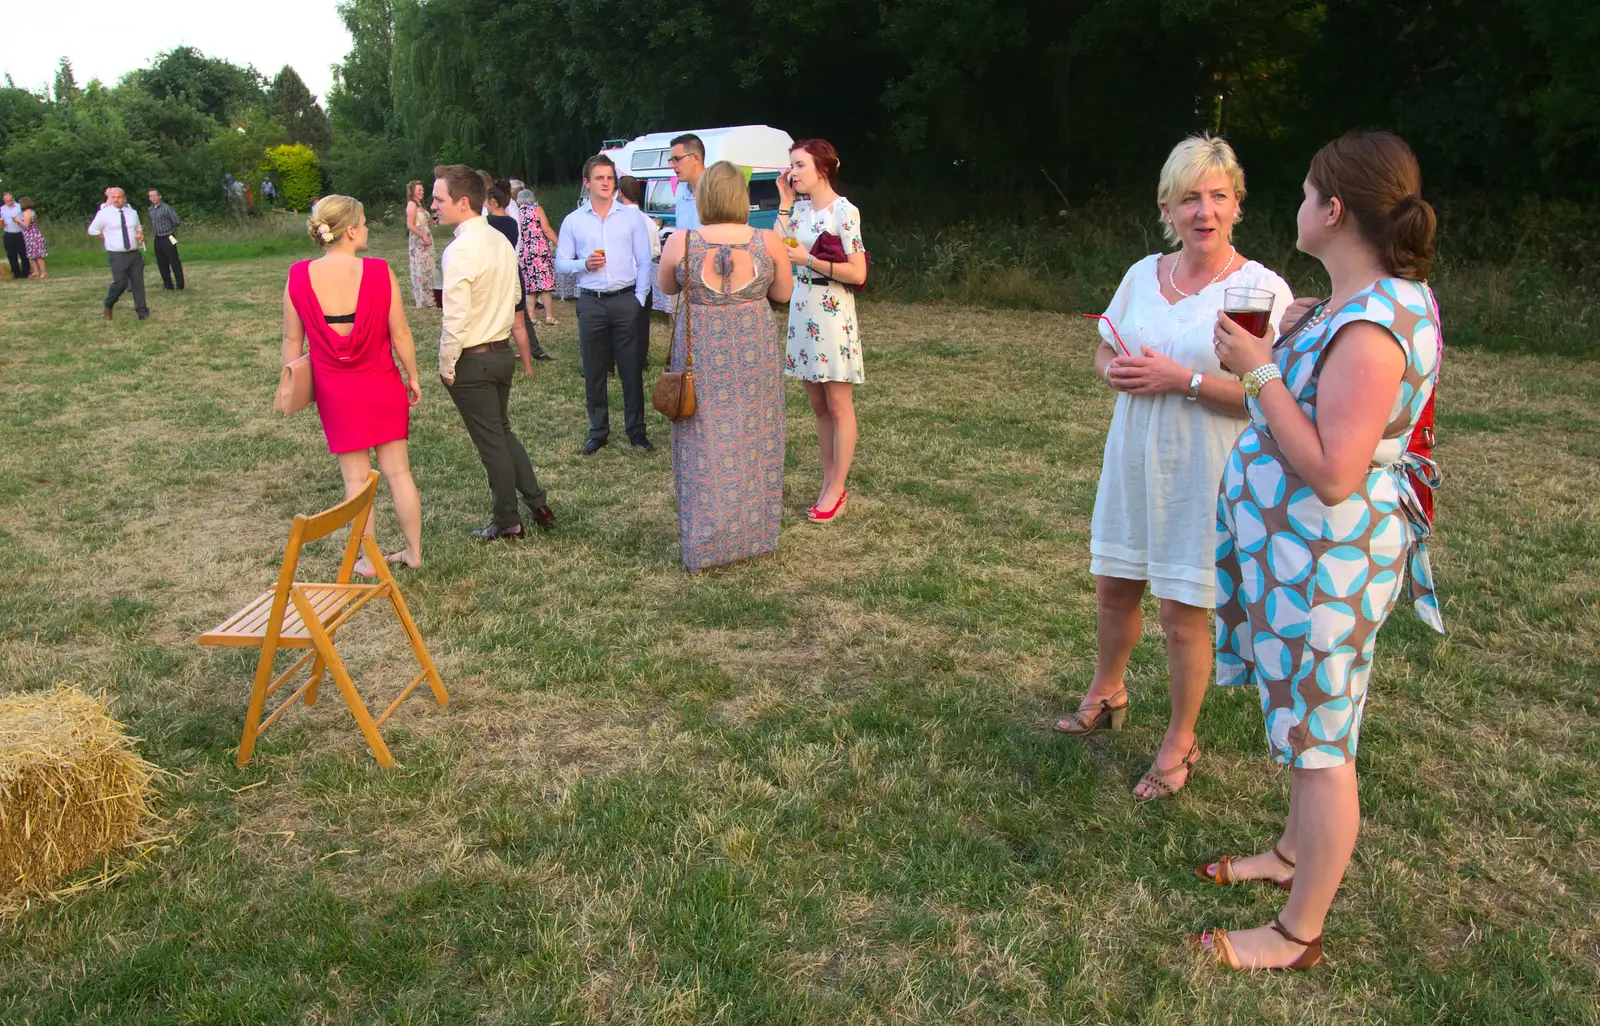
xmin=198 ymin=472 xmax=448 ymax=769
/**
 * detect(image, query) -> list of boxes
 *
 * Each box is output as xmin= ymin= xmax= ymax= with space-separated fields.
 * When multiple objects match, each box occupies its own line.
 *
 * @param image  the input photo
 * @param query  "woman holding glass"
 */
xmin=1052 ymin=136 xmax=1292 ymax=800
xmin=1196 ymin=131 xmax=1444 ymax=971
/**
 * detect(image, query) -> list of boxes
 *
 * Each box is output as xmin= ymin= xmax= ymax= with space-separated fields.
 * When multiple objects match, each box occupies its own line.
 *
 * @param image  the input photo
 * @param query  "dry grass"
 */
xmin=0 ymin=236 xmax=1596 ymax=1023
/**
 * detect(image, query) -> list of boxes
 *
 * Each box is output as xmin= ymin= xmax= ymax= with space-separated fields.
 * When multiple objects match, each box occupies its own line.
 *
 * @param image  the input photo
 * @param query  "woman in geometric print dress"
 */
xmin=776 ymin=138 xmax=867 ymax=523
xmin=1198 ymin=131 xmax=1444 ymax=972
xmin=404 ymin=181 xmax=437 ymax=308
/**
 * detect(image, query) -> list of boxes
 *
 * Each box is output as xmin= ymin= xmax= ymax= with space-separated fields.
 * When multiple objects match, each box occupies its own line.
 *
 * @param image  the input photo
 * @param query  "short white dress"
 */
xmin=1089 ymin=254 xmax=1293 ymax=608
xmin=783 ymin=197 xmax=865 ymax=384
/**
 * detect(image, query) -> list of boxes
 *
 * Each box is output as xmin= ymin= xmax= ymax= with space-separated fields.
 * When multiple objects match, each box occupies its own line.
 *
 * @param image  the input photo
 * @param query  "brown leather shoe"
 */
xmin=103 ymin=307 xmax=113 ymax=320
xmin=530 ymin=506 xmax=556 ymax=529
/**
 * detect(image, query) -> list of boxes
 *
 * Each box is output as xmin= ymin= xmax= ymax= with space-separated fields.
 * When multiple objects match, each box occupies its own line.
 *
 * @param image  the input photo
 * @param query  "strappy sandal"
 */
xmin=1191 ymin=917 xmax=1323 ymax=971
xmin=1195 ymin=846 xmax=1295 ymax=891
xmin=1052 ymin=688 xmax=1128 ymax=735
xmin=1133 ymin=741 xmax=1200 ymax=800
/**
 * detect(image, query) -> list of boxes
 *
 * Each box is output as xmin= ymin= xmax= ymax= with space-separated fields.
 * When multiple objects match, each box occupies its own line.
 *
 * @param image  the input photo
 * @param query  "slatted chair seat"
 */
xmin=197 ymin=472 xmax=448 ymax=769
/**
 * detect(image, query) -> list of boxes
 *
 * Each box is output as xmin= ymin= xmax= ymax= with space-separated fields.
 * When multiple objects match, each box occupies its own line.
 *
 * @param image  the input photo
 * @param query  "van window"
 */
xmin=749 ymin=179 xmax=780 ymax=212
xmin=631 ymin=148 xmax=670 ymax=172
xmin=646 ymin=179 xmax=677 ymax=216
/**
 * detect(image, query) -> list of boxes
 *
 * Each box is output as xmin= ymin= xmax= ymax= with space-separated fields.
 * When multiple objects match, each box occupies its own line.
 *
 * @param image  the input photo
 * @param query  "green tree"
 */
xmin=138 ymin=46 xmax=264 ymax=123
xmin=267 ymin=143 xmax=322 ymax=211
xmin=268 ymin=66 xmax=333 ymax=153
xmin=2 ymin=91 xmax=163 ymax=215
xmin=0 ymin=87 xmax=49 ymax=160
xmin=328 ymin=0 xmax=395 ymax=138
xmin=52 ymin=58 xmax=80 ymax=104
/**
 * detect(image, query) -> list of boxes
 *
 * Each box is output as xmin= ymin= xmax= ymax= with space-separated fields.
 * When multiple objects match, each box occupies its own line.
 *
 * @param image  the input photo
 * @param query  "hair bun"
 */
xmin=1392 ymin=193 xmax=1424 ymax=219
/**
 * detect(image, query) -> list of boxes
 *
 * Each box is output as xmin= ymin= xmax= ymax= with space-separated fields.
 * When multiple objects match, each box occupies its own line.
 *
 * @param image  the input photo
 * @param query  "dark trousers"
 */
xmin=3 ymin=232 xmax=24 ymax=278
xmin=154 ymin=235 xmax=184 ymax=289
xmin=578 ymin=289 xmax=648 ymax=443
xmin=446 ymin=345 xmax=548 ymax=528
xmin=519 ymin=291 xmax=547 ymax=357
xmin=634 ymin=294 xmax=652 ymax=368
xmin=105 ymin=251 xmax=149 ymax=315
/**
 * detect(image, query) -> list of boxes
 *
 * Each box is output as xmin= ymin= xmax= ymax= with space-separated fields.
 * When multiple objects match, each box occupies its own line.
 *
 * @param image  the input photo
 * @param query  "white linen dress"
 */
xmin=1089 ymin=254 xmax=1293 ymax=608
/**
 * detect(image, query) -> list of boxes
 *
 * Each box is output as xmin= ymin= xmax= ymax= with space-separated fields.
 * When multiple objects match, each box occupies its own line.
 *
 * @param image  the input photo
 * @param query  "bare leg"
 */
xmin=1204 ymin=762 xmax=1359 ymax=967
xmin=37 ymin=259 xmax=47 ymax=279
xmin=539 ymin=292 xmax=556 ymax=323
xmin=337 ymin=451 xmax=380 ymax=576
xmin=803 ymin=381 xmax=836 ymax=507
xmin=1132 ymin=598 xmax=1211 ymax=797
xmin=816 ymin=382 xmax=857 ymax=509
xmin=1056 ymin=575 xmax=1145 ymax=730
xmin=374 ymin=439 xmax=422 ymax=567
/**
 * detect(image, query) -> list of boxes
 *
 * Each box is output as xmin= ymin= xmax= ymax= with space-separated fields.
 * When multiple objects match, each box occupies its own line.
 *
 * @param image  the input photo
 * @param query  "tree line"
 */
xmin=0 ymin=47 xmax=332 ymax=218
xmin=327 ymin=0 xmax=1595 ymax=207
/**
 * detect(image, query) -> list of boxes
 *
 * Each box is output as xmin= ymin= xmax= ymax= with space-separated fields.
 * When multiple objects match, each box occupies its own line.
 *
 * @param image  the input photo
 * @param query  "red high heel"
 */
xmin=807 ymin=490 xmax=848 ymax=523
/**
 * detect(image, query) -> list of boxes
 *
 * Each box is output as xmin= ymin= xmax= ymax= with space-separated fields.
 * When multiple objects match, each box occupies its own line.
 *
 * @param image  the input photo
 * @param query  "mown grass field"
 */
xmin=0 ymin=230 xmax=1596 ymax=1024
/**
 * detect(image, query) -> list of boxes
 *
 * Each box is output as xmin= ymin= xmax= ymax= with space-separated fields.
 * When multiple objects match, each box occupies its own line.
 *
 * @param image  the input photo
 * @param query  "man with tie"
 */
xmin=87 ymin=187 xmax=149 ymax=320
xmin=555 ymin=155 xmax=655 ymax=454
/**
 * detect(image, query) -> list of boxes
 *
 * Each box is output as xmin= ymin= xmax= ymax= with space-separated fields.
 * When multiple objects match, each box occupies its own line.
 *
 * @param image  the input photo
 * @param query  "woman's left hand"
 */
xmin=784 ymin=242 xmax=812 ymax=267
xmin=1106 ymin=346 xmax=1192 ymax=395
xmin=407 ymin=378 xmax=423 ymax=405
xmin=1214 ymin=311 xmax=1274 ymax=376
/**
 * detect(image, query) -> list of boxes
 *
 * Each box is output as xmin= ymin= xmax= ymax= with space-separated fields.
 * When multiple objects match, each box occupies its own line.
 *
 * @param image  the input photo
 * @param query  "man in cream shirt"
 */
xmin=87 ymin=187 xmax=149 ymax=320
xmin=433 ymin=164 xmax=555 ymax=540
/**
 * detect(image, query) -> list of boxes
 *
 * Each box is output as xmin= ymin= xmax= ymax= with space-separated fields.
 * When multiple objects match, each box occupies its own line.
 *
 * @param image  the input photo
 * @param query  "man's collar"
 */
xmin=452 ymin=214 xmax=486 ymax=238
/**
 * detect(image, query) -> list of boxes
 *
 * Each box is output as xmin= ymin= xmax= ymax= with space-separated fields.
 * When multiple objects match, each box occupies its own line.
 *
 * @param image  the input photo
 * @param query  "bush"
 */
xmin=267 ymin=143 xmax=320 ymax=211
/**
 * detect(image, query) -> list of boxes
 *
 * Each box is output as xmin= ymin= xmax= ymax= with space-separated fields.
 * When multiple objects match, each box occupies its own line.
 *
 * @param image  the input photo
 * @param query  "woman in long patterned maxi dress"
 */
xmin=1196 ymin=132 xmax=1445 ymax=972
xmin=404 ymin=182 xmax=436 ymax=308
xmin=657 ymin=162 xmax=795 ymax=573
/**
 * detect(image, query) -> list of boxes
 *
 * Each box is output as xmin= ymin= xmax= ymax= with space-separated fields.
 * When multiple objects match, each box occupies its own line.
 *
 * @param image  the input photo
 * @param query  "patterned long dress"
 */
xmin=407 ymin=203 xmax=436 ymax=307
xmin=1215 ymin=278 xmax=1445 ymax=769
xmin=670 ymin=231 xmax=786 ymax=573
xmin=517 ymin=204 xmax=555 ymax=294
xmin=783 ymin=197 xmax=865 ymax=384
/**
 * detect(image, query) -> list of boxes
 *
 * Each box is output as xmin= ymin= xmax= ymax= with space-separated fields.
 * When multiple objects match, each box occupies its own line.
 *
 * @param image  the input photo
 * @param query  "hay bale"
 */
xmin=0 ymin=686 xmax=158 ymax=899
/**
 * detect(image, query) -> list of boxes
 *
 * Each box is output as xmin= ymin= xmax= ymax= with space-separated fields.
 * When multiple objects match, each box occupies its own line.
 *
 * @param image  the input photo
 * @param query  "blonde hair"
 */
xmin=695 ymin=161 xmax=750 ymax=226
xmin=405 ymin=180 xmax=423 ymax=202
xmin=1157 ymin=135 xmax=1246 ymax=245
xmin=308 ymin=195 xmax=363 ymax=248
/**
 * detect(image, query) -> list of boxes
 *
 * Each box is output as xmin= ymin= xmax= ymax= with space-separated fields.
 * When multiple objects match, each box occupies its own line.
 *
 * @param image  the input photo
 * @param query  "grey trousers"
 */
xmin=577 ymin=289 xmax=648 ymax=443
xmin=446 ymin=346 xmax=549 ymax=528
xmin=105 ymin=250 xmax=149 ymax=315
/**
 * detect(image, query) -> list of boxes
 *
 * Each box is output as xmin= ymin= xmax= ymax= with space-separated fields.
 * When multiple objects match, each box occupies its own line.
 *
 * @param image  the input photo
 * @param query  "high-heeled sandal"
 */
xmin=1051 ymin=688 xmax=1128 ymax=735
xmin=1195 ymin=846 xmax=1295 ymax=891
xmin=808 ymin=490 xmax=848 ymax=524
xmin=1133 ymin=741 xmax=1200 ymax=800
xmin=1191 ymin=917 xmax=1323 ymax=971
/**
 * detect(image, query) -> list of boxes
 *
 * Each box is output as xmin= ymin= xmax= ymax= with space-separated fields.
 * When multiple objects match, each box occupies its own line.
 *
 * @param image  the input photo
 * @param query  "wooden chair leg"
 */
xmin=237 ymin=641 xmax=280 ymax=769
xmin=387 ymin=587 xmax=449 ymax=707
xmin=302 ymin=654 xmax=328 ymax=707
xmin=292 ymin=590 xmax=396 ymax=769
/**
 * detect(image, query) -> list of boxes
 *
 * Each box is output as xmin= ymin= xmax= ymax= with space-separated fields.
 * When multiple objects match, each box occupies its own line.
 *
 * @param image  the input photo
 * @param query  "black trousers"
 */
xmin=105 ymin=251 xmax=149 ymax=315
xmin=446 ymin=345 xmax=548 ymax=528
xmin=578 ymin=289 xmax=648 ymax=443
xmin=3 ymin=232 xmax=25 ymax=278
xmin=154 ymin=235 xmax=184 ymax=289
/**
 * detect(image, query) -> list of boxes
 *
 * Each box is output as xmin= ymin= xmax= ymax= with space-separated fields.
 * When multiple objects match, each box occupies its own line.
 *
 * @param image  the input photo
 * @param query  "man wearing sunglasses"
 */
xmin=668 ymin=134 xmax=705 ymax=233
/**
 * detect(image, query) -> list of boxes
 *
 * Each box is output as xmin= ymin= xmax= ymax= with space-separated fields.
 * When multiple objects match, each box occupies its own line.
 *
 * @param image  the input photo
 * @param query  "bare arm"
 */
xmin=538 ymin=205 xmax=558 ymax=245
xmin=385 ymin=266 xmax=422 ymax=403
xmin=281 ymin=282 xmax=305 ymax=365
xmin=657 ymin=230 xmax=686 ymax=296
xmin=762 ymin=229 xmax=794 ymax=304
xmin=511 ymin=310 xmax=534 ymax=375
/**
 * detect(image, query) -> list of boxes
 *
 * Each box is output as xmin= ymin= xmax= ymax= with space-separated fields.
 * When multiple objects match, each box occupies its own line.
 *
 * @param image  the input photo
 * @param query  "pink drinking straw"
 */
xmin=1082 ymin=313 xmax=1132 ymax=357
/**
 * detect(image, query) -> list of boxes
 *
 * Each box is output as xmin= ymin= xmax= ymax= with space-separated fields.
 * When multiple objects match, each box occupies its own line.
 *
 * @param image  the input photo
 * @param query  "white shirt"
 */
xmin=88 ymin=206 xmax=142 ymax=252
xmin=0 ymin=203 xmax=20 ymax=233
xmin=673 ymin=181 xmax=699 ymax=231
xmin=438 ymin=216 xmax=520 ymax=379
xmin=1089 ymin=254 xmax=1293 ymax=608
xmin=554 ymin=200 xmax=652 ymax=305
xmin=481 ymin=199 xmax=521 ymax=223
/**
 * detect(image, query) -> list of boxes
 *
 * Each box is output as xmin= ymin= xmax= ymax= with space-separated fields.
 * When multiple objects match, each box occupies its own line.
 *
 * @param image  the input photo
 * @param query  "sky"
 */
xmin=2 ymin=0 xmax=351 ymax=102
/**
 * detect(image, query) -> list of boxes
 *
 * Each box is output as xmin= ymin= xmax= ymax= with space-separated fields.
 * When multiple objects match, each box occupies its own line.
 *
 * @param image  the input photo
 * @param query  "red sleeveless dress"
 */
xmin=288 ymin=258 xmax=409 ymax=454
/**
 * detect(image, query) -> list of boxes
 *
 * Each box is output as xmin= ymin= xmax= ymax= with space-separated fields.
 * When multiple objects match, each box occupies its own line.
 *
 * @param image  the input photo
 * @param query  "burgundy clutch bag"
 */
xmin=810 ymin=231 xmax=869 ymax=294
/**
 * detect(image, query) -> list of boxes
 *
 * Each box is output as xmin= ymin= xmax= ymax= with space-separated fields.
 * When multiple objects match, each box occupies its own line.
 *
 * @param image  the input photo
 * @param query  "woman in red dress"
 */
xmin=280 ymin=195 xmax=425 ymax=574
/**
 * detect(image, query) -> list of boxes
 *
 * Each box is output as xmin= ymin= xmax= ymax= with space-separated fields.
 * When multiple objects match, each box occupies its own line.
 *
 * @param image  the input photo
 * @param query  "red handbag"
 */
xmin=810 ymin=231 xmax=869 ymax=294
xmin=1405 ymin=287 xmax=1443 ymax=523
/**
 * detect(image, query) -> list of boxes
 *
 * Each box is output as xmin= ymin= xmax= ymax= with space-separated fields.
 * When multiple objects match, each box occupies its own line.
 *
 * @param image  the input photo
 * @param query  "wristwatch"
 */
xmin=1242 ymin=363 xmax=1283 ymax=399
xmin=1185 ymin=372 xmax=1203 ymax=402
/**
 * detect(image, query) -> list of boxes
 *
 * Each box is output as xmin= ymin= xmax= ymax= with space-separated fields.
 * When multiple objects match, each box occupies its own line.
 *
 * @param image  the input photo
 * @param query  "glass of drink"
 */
xmin=783 ymin=237 xmax=798 ymax=248
xmin=1223 ymin=287 xmax=1274 ymax=337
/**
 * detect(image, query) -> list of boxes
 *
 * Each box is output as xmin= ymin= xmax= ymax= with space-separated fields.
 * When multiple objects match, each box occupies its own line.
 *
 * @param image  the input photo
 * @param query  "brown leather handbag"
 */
xmin=652 ymin=286 xmax=696 ymax=421
xmin=274 ymin=354 xmax=313 ymax=415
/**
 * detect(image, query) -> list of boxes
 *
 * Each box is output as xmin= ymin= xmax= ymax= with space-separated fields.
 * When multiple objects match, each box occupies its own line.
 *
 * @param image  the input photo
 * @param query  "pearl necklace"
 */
xmin=1167 ymin=247 xmax=1237 ymax=298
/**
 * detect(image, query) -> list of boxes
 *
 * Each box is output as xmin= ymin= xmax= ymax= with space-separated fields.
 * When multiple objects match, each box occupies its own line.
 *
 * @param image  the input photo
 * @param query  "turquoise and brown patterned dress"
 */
xmin=1215 ymin=278 xmax=1444 ymax=768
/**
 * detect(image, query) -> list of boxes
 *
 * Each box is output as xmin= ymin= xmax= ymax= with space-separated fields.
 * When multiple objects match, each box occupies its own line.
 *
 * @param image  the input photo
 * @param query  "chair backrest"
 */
xmin=297 ymin=472 xmax=379 ymax=544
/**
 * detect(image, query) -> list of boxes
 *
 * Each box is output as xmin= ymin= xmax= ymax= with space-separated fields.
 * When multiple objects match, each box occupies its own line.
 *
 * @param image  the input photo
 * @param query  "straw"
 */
xmin=1082 ymin=313 xmax=1132 ymax=356
xmin=0 ymin=685 xmax=160 ymax=907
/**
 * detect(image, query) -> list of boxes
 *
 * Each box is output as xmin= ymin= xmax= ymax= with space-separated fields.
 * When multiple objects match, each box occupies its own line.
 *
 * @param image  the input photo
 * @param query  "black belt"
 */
xmin=461 ymin=338 xmax=510 ymax=355
xmin=795 ymin=271 xmax=836 ymax=287
xmin=577 ymin=284 xmax=636 ymax=298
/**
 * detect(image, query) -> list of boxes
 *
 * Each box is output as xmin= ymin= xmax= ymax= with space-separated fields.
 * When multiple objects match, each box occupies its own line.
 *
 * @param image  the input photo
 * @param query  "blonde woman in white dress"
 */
xmin=1052 ymin=136 xmax=1295 ymax=800
xmin=775 ymin=139 xmax=867 ymax=523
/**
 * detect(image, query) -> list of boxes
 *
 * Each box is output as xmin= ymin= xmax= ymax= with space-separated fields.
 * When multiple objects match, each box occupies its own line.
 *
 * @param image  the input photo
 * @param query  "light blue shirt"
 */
xmin=555 ymin=200 xmax=652 ymax=305
xmin=673 ymin=181 xmax=699 ymax=231
xmin=0 ymin=203 xmax=21 ymax=233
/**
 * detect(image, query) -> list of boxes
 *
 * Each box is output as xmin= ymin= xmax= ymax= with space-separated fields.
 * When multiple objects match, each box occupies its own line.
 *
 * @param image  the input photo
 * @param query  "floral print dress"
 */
xmin=1215 ymin=278 xmax=1445 ymax=769
xmin=407 ymin=203 xmax=436 ymax=307
xmin=784 ymin=197 xmax=865 ymax=384
xmin=22 ymin=212 xmax=47 ymax=259
xmin=518 ymin=204 xmax=555 ymax=293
